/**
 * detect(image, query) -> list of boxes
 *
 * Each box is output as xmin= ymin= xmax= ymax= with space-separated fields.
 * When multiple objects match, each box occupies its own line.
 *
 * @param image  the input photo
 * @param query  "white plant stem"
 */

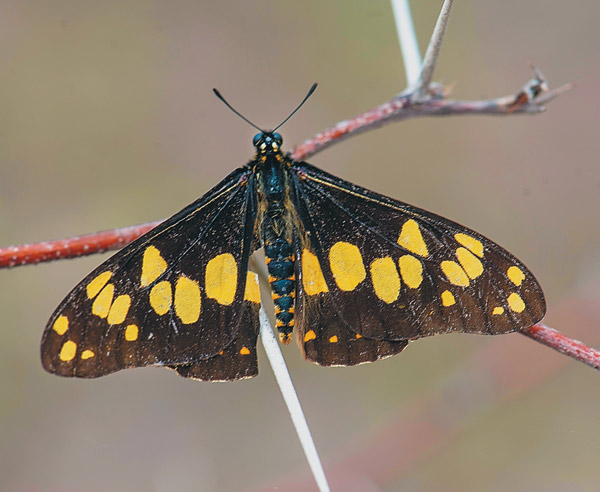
xmin=259 ymin=306 xmax=330 ymax=492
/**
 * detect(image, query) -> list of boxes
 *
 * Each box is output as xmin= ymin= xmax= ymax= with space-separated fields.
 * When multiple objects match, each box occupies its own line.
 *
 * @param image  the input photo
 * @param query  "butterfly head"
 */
xmin=253 ymin=132 xmax=283 ymax=155
xmin=213 ymin=83 xmax=316 ymax=158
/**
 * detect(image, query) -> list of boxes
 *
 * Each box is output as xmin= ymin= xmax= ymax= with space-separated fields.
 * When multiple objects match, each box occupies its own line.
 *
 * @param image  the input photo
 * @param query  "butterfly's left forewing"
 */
xmin=290 ymin=162 xmax=545 ymax=346
xmin=42 ymin=167 xmax=261 ymax=381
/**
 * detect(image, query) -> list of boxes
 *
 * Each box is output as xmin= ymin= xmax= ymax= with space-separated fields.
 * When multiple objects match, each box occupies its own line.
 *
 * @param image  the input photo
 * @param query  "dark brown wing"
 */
xmin=42 ymin=167 xmax=261 ymax=380
xmin=293 ymin=233 xmax=408 ymax=367
xmin=290 ymin=162 xmax=545 ymax=347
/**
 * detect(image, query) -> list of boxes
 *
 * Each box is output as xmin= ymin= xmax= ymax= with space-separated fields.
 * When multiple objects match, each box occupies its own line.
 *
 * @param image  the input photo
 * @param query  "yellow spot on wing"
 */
xmin=174 ymin=276 xmax=201 ymax=324
xmin=205 ymin=253 xmax=238 ymax=305
xmin=244 ymin=272 xmax=261 ymax=303
xmin=92 ymin=284 xmax=115 ymax=318
xmin=507 ymin=266 xmax=525 ymax=286
xmin=107 ymin=294 xmax=131 ymax=325
xmin=397 ymin=219 xmax=429 ymax=257
xmin=304 ymin=330 xmax=316 ymax=342
xmin=81 ymin=349 xmax=95 ymax=360
xmin=492 ymin=306 xmax=504 ymax=315
xmin=150 ymin=281 xmax=172 ymax=315
xmin=355 ymin=333 xmax=362 ymax=339
xmin=398 ymin=255 xmax=423 ymax=289
xmin=141 ymin=246 xmax=167 ymax=287
xmin=52 ymin=315 xmax=69 ymax=335
xmin=441 ymin=290 xmax=456 ymax=307
xmin=454 ymin=233 xmax=483 ymax=258
xmin=329 ymin=335 xmax=338 ymax=343
xmin=240 ymin=346 xmax=250 ymax=355
xmin=508 ymin=293 xmax=525 ymax=313
xmin=370 ymin=257 xmax=400 ymax=303
xmin=125 ymin=324 xmax=139 ymax=341
xmin=302 ymin=249 xmax=329 ymax=295
xmin=59 ymin=340 xmax=77 ymax=361
xmin=329 ymin=242 xmax=366 ymax=291
xmin=441 ymin=261 xmax=470 ymax=287
xmin=86 ymin=271 xmax=112 ymax=299
xmin=456 ymin=247 xmax=483 ymax=279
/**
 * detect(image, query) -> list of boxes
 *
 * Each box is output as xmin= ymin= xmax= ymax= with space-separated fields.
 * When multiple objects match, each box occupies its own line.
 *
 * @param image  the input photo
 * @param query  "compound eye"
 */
xmin=272 ymin=132 xmax=283 ymax=145
xmin=252 ymin=133 xmax=263 ymax=146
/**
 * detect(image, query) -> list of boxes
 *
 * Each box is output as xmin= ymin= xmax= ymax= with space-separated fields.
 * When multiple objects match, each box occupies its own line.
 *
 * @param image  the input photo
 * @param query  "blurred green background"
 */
xmin=1 ymin=1 xmax=599 ymax=491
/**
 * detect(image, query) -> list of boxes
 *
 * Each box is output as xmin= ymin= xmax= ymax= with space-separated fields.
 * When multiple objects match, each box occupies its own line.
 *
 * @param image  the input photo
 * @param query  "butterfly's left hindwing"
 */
xmin=290 ymin=162 xmax=545 ymax=344
xmin=41 ymin=167 xmax=261 ymax=381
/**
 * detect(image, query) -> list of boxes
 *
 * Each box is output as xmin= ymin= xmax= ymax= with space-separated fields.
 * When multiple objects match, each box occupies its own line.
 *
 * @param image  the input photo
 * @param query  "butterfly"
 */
xmin=41 ymin=85 xmax=546 ymax=381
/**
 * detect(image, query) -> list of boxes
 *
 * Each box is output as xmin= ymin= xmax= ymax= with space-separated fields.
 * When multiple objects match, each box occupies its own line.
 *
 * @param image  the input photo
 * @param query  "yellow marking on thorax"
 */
xmin=107 ymin=294 xmax=131 ymax=325
xmin=150 ymin=281 xmax=172 ymax=315
xmin=329 ymin=242 xmax=366 ymax=291
xmin=81 ymin=349 xmax=95 ymax=360
xmin=302 ymin=249 xmax=328 ymax=295
xmin=59 ymin=340 xmax=77 ymax=361
xmin=52 ymin=315 xmax=69 ymax=335
xmin=125 ymin=324 xmax=139 ymax=341
xmin=92 ymin=284 xmax=115 ymax=318
xmin=456 ymin=247 xmax=483 ymax=279
xmin=508 ymin=293 xmax=525 ymax=313
xmin=141 ymin=246 xmax=168 ymax=287
xmin=397 ymin=219 xmax=429 ymax=257
xmin=454 ymin=233 xmax=484 ymax=258
xmin=441 ymin=290 xmax=456 ymax=307
xmin=304 ymin=330 xmax=316 ymax=342
xmin=240 ymin=347 xmax=250 ymax=355
xmin=86 ymin=271 xmax=112 ymax=299
xmin=441 ymin=261 xmax=470 ymax=287
xmin=244 ymin=272 xmax=261 ymax=303
xmin=492 ymin=306 xmax=504 ymax=315
xmin=398 ymin=254 xmax=423 ymax=289
xmin=205 ymin=253 xmax=238 ymax=305
xmin=370 ymin=257 xmax=400 ymax=303
xmin=174 ymin=276 xmax=201 ymax=324
xmin=329 ymin=335 xmax=338 ymax=343
xmin=507 ymin=266 xmax=525 ymax=286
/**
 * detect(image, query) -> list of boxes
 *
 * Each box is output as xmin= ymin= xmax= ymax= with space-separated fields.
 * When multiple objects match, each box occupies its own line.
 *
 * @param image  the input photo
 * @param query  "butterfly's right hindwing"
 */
xmin=42 ymin=167 xmax=261 ymax=380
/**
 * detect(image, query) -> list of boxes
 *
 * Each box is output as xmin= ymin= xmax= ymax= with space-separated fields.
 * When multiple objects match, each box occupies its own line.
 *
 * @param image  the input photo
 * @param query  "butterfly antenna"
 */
xmin=273 ymin=83 xmax=318 ymax=132
xmin=213 ymin=88 xmax=263 ymax=132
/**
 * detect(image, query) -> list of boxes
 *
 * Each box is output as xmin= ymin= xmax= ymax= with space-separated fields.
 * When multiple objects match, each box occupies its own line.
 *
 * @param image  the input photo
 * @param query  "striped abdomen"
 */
xmin=263 ymin=226 xmax=295 ymax=343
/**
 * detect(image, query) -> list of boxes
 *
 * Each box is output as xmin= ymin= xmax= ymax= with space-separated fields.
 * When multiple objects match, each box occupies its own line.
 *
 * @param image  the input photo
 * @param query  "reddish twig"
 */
xmin=522 ymin=323 xmax=600 ymax=370
xmin=292 ymin=68 xmax=572 ymax=160
xmin=0 ymin=221 xmax=162 ymax=268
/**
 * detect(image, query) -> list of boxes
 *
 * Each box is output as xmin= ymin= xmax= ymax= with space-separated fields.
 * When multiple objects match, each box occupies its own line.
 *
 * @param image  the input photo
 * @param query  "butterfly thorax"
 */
xmin=253 ymin=132 xmax=296 ymax=343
